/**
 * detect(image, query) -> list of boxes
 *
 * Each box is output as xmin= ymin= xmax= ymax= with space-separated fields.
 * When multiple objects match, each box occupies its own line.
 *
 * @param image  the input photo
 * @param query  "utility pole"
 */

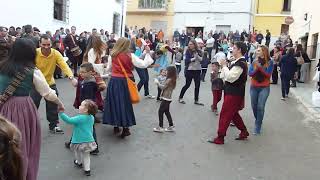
xmin=120 ymin=0 xmax=127 ymax=37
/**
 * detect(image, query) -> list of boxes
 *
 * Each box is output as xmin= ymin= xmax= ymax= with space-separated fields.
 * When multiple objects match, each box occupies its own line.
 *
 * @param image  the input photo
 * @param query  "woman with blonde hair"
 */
xmin=103 ymin=37 xmax=153 ymax=138
xmin=248 ymin=45 xmax=273 ymax=135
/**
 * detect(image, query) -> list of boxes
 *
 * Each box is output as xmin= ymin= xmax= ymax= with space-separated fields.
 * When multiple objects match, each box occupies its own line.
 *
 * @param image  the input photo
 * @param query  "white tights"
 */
xmin=74 ymin=150 xmax=90 ymax=171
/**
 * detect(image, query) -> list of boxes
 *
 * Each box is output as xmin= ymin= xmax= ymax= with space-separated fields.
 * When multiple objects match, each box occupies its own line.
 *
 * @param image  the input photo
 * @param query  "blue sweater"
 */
xmin=59 ymin=113 xmax=95 ymax=144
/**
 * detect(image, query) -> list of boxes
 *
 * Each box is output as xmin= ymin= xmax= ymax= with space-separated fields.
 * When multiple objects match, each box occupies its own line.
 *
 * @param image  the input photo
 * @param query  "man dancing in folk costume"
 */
xmin=208 ymin=41 xmax=250 ymax=145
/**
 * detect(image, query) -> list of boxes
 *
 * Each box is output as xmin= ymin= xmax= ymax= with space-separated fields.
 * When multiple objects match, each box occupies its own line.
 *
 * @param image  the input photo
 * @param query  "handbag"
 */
xmin=117 ymin=58 xmax=140 ymax=104
xmin=0 ymin=67 xmax=32 ymax=105
xmin=297 ymin=52 xmax=305 ymax=65
xmin=70 ymin=35 xmax=82 ymax=57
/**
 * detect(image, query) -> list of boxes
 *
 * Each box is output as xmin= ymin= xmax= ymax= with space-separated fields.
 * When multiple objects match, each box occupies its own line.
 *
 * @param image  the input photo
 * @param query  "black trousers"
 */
xmin=272 ymin=64 xmax=278 ymax=84
xmin=281 ymin=75 xmax=291 ymax=98
xmin=158 ymin=100 xmax=173 ymax=128
xmin=30 ymin=84 xmax=59 ymax=130
xmin=157 ymin=87 xmax=162 ymax=100
xmin=136 ymin=68 xmax=150 ymax=96
xmin=179 ymin=70 xmax=201 ymax=101
xmin=291 ymin=65 xmax=301 ymax=86
xmin=201 ymin=69 xmax=208 ymax=81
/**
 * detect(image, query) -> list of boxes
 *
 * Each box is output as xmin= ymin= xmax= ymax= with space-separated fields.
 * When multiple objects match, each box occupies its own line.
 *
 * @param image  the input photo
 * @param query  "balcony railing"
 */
xmin=138 ymin=0 xmax=167 ymax=9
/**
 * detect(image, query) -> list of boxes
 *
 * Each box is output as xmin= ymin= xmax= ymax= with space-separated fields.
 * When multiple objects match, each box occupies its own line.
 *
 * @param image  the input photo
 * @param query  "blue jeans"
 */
xmin=250 ymin=86 xmax=270 ymax=134
xmin=136 ymin=67 xmax=150 ymax=96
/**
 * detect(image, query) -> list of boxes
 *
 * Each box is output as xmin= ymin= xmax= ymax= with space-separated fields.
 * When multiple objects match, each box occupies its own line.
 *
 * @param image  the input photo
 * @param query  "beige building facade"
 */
xmin=126 ymin=0 xmax=174 ymax=38
xmin=290 ymin=0 xmax=320 ymax=80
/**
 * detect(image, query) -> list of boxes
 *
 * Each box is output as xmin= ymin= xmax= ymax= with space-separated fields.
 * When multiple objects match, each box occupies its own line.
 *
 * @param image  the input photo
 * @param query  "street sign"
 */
xmin=285 ymin=16 xmax=294 ymax=25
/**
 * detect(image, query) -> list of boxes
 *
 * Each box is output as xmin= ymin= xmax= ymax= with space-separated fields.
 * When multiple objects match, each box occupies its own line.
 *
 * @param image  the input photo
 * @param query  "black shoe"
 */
xmin=49 ymin=126 xmax=64 ymax=134
xmin=65 ymin=141 xmax=71 ymax=149
xmin=113 ymin=127 xmax=121 ymax=134
xmin=120 ymin=128 xmax=131 ymax=138
xmin=194 ymin=101 xmax=204 ymax=106
xmin=74 ymin=160 xmax=83 ymax=168
xmin=84 ymin=170 xmax=91 ymax=176
xmin=90 ymin=148 xmax=99 ymax=155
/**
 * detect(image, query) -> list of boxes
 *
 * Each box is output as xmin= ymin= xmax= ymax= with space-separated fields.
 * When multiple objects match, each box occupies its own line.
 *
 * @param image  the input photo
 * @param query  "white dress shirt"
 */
xmin=220 ymin=57 xmax=244 ymax=83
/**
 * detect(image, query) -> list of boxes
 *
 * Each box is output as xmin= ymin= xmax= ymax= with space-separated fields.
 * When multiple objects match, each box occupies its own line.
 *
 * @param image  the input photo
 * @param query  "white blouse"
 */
xmin=33 ymin=69 xmax=59 ymax=102
xmin=105 ymin=52 xmax=154 ymax=76
xmin=88 ymin=48 xmax=106 ymax=75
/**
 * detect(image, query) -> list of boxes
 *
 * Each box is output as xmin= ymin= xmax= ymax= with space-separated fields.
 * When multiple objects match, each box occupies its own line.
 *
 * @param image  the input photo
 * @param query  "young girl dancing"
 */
xmin=59 ymin=100 xmax=98 ymax=176
xmin=153 ymin=66 xmax=177 ymax=132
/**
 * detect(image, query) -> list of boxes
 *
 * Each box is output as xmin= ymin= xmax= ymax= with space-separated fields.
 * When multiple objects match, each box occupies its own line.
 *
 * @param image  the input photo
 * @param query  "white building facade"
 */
xmin=290 ymin=0 xmax=320 ymax=81
xmin=2 ymin=0 xmax=126 ymax=36
xmin=173 ymin=0 xmax=255 ymax=34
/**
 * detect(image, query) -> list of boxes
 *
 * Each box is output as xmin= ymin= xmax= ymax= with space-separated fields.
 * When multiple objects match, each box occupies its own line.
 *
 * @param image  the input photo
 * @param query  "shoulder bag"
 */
xmin=117 ymin=58 xmax=140 ymax=104
xmin=297 ymin=52 xmax=305 ymax=65
xmin=0 ymin=67 xmax=32 ymax=105
xmin=70 ymin=35 xmax=82 ymax=57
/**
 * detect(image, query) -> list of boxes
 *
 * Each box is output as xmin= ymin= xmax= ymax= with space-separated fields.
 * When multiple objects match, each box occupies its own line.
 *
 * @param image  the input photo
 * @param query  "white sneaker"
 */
xmin=165 ymin=126 xmax=175 ymax=132
xmin=281 ymin=97 xmax=286 ymax=101
xmin=153 ymin=127 xmax=164 ymax=133
xmin=146 ymin=95 xmax=156 ymax=99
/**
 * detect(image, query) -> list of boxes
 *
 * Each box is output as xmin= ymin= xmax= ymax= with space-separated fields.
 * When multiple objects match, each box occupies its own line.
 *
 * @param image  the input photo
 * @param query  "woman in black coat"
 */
xmin=279 ymin=48 xmax=298 ymax=100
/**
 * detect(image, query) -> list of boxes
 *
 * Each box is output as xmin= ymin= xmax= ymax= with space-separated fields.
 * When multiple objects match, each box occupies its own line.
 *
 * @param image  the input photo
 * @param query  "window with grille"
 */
xmin=311 ymin=33 xmax=318 ymax=59
xmin=138 ymin=0 xmax=166 ymax=9
xmin=282 ymin=0 xmax=291 ymax=12
xmin=54 ymin=0 xmax=69 ymax=22
xmin=113 ymin=13 xmax=120 ymax=35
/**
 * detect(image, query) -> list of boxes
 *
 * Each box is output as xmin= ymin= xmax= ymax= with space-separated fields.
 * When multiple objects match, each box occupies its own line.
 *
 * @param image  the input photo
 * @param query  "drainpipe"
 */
xmin=121 ymin=0 xmax=127 ymax=37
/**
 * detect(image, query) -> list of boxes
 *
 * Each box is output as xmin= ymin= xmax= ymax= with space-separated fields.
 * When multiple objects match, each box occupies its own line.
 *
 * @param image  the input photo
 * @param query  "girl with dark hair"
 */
xmin=249 ymin=45 xmax=273 ymax=135
xmin=279 ymin=48 xmax=298 ymax=100
xmin=153 ymin=66 xmax=177 ymax=132
xmin=178 ymin=40 xmax=204 ymax=105
xmin=0 ymin=116 xmax=23 ymax=180
xmin=0 ymin=38 xmax=64 ymax=180
xmin=271 ymin=46 xmax=282 ymax=84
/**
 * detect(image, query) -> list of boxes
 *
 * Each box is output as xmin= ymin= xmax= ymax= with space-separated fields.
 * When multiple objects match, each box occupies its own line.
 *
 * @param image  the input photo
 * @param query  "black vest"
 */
xmin=224 ymin=58 xmax=247 ymax=97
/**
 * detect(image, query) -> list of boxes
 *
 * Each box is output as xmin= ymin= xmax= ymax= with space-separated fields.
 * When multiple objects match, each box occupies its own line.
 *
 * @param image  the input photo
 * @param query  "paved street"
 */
xmin=38 ymin=72 xmax=320 ymax=180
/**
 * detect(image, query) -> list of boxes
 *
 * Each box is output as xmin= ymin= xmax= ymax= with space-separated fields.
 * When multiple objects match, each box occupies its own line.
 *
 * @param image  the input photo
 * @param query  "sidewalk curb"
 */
xmin=290 ymin=88 xmax=320 ymax=120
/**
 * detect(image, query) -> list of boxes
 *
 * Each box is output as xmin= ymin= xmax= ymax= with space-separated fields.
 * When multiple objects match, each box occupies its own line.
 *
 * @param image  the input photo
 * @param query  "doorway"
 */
xmin=186 ymin=27 xmax=204 ymax=37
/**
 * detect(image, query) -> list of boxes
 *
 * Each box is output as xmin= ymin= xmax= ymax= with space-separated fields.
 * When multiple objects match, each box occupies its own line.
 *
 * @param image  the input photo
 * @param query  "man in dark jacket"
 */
xmin=64 ymin=26 xmax=81 ymax=76
xmin=22 ymin=25 xmax=40 ymax=48
xmin=265 ymin=29 xmax=271 ymax=47
xmin=0 ymin=26 xmax=14 ymax=62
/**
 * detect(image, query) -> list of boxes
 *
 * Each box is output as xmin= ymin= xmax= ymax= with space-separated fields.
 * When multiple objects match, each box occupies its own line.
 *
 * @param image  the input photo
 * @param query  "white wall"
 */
xmin=173 ymin=0 xmax=254 ymax=33
xmin=175 ymin=0 xmax=253 ymax=13
xmin=2 ymin=0 xmax=123 ymax=34
xmin=174 ymin=13 xmax=252 ymax=33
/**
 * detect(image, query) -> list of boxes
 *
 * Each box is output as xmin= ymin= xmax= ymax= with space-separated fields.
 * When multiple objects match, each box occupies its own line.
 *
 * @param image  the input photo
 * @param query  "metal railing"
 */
xmin=138 ymin=0 xmax=167 ymax=9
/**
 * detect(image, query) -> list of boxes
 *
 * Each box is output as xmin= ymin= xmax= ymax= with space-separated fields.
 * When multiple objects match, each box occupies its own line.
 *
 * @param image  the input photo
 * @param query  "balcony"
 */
xmin=128 ymin=0 xmax=168 ymax=14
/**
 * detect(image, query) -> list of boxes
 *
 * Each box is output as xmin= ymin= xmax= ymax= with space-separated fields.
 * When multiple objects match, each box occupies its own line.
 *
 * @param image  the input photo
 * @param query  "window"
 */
xmin=311 ymin=33 xmax=318 ymax=59
xmin=282 ymin=0 xmax=291 ymax=12
xmin=54 ymin=0 xmax=69 ymax=22
xmin=138 ymin=0 xmax=166 ymax=9
xmin=113 ymin=13 xmax=121 ymax=35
